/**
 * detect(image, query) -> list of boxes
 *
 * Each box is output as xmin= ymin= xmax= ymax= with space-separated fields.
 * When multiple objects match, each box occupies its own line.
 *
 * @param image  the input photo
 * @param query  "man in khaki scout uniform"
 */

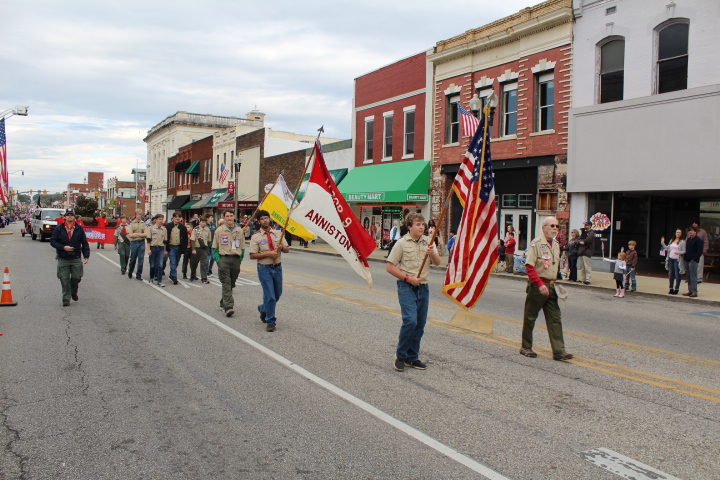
xmin=520 ymin=216 xmax=574 ymax=361
xmin=386 ymin=212 xmax=441 ymax=371
xmin=114 ymin=215 xmax=131 ymax=275
xmin=127 ymin=209 xmax=147 ymax=280
xmin=212 ymin=210 xmax=246 ymax=317
xmin=249 ymin=210 xmax=289 ymax=332
xmin=190 ymin=216 xmax=212 ymax=283
xmin=146 ymin=214 xmax=168 ymax=286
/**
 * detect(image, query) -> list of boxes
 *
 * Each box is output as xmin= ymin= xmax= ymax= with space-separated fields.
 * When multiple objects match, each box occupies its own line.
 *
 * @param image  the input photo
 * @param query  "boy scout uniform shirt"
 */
xmin=526 ymin=235 xmax=560 ymax=281
xmin=146 ymin=224 xmax=167 ymax=247
xmin=129 ymin=219 xmax=146 ymax=241
xmin=190 ymin=226 xmax=211 ymax=249
xmin=115 ymin=223 xmax=130 ymax=243
xmin=212 ymin=224 xmax=245 ymax=256
xmin=249 ymin=228 xmax=288 ymax=265
xmin=168 ymin=224 xmax=181 ymax=246
xmin=387 ymin=234 xmax=432 ymax=284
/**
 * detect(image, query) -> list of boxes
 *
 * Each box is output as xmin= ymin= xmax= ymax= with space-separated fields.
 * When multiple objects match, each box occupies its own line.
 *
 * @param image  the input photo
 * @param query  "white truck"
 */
xmin=29 ymin=208 xmax=65 ymax=241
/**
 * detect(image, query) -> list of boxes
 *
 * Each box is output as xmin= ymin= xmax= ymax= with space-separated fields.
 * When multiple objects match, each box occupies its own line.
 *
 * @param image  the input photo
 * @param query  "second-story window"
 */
xmin=383 ymin=113 xmax=393 ymax=159
xmin=446 ymin=94 xmax=460 ymax=144
xmin=536 ymin=72 xmax=554 ymax=131
xmin=404 ymin=108 xmax=415 ymax=156
xmin=365 ymin=118 xmax=374 ymax=161
xmin=600 ymin=38 xmax=625 ymax=103
xmin=502 ymin=83 xmax=518 ymax=137
xmin=657 ymin=22 xmax=689 ymax=94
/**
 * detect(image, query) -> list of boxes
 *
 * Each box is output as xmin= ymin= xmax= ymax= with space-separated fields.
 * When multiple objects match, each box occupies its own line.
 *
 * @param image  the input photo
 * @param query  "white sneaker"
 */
xmin=157 ymin=283 xmax=165 ymax=287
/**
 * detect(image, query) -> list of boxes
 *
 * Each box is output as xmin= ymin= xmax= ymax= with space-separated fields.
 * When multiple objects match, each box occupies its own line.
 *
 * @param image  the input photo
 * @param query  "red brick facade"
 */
xmin=167 ymin=135 xmax=213 ymax=198
xmin=354 ymin=52 xmax=427 ymax=166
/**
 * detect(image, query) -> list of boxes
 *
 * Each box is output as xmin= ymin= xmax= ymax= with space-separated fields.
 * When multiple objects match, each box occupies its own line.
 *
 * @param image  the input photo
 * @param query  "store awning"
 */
xmin=185 ymin=161 xmax=200 ymax=174
xmin=181 ymin=199 xmax=200 ymax=210
xmin=174 ymin=160 xmax=191 ymax=172
xmin=193 ymin=189 xmax=227 ymax=209
xmin=297 ymin=168 xmax=348 ymax=202
xmin=163 ymin=195 xmax=175 ymax=204
xmin=167 ymin=194 xmax=190 ymax=210
xmin=338 ymin=160 xmax=430 ymax=203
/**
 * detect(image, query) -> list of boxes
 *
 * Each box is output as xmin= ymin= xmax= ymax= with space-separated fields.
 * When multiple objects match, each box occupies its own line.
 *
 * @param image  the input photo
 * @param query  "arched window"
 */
xmin=656 ymin=21 xmax=689 ymax=94
xmin=599 ymin=38 xmax=625 ymax=103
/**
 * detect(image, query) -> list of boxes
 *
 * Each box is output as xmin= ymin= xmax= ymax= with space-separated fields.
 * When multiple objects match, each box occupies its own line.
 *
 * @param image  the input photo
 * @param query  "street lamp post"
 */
xmin=469 ymin=91 xmax=499 ymax=128
xmin=233 ymin=157 xmax=242 ymax=221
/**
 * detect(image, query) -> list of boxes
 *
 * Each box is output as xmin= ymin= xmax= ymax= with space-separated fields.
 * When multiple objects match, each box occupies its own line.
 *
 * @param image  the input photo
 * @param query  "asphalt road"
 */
xmin=1 ymin=223 xmax=719 ymax=479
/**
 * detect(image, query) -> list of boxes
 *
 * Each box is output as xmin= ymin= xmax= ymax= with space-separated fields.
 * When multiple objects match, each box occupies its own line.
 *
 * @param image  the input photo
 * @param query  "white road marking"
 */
xmin=97 ymin=252 xmax=510 ymax=480
xmin=576 ymin=448 xmax=682 ymax=480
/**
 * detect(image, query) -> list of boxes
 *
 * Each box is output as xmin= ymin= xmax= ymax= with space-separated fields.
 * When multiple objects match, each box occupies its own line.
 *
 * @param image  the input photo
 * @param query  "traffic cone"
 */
xmin=1 ymin=267 xmax=18 ymax=307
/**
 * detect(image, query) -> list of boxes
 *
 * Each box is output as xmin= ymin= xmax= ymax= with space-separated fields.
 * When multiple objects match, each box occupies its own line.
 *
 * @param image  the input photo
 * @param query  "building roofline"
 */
xmin=143 ymin=111 xmax=263 ymax=143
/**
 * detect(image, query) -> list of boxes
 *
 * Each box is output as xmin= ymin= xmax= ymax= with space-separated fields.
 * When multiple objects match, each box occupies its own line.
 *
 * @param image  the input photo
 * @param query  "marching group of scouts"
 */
xmin=50 ymin=207 xmax=574 ymax=366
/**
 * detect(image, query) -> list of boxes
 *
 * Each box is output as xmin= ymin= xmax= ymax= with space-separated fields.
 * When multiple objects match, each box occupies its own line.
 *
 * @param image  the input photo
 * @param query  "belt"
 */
xmin=542 ymin=279 xmax=556 ymax=285
xmin=260 ymin=263 xmax=282 ymax=268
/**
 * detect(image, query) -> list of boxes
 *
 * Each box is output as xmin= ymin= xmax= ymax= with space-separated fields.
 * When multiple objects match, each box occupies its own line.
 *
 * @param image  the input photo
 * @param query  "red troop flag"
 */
xmin=443 ymin=106 xmax=498 ymax=309
xmin=293 ymin=140 xmax=376 ymax=286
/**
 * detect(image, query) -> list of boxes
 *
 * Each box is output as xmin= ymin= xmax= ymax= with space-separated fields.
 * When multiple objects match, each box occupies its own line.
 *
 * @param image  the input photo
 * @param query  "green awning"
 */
xmin=185 ymin=161 xmax=200 ymax=174
xmin=204 ymin=189 xmax=228 ymax=207
xmin=297 ymin=168 xmax=348 ymax=202
xmin=338 ymin=160 xmax=430 ymax=203
xmin=181 ymin=199 xmax=200 ymax=210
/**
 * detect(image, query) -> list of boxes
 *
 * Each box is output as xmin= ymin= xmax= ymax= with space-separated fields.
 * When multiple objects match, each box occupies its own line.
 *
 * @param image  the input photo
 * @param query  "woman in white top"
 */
xmin=661 ymin=229 xmax=686 ymax=295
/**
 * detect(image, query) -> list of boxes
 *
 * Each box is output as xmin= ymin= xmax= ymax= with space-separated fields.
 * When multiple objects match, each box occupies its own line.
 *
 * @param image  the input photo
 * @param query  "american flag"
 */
xmin=443 ymin=107 xmax=498 ymax=310
xmin=458 ymin=104 xmax=480 ymax=138
xmin=0 ymin=119 xmax=8 ymax=205
xmin=218 ymin=163 xmax=229 ymax=184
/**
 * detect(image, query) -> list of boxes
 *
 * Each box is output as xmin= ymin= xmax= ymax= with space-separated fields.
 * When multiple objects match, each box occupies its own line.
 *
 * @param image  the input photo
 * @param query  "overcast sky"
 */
xmin=2 ymin=0 xmax=535 ymax=194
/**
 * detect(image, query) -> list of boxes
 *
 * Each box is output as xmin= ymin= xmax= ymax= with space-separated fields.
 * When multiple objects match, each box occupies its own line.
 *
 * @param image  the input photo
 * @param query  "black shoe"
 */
xmin=553 ymin=352 xmax=574 ymax=361
xmin=128 ymin=272 xmax=132 ymax=279
xmin=266 ymin=324 xmax=276 ymax=332
xmin=202 ymin=279 xmax=209 ymax=284
xmin=121 ymin=271 xmax=126 ymax=275
xmin=225 ymin=308 xmax=234 ymax=317
xmin=668 ymin=289 xmax=673 ymax=295
xmin=583 ymin=281 xmax=590 ymax=285
xmin=258 ymin=305 xmax=266 ymax=323
xmin=394 ymin=356 xmax=405 ymax=372
xmin=172 ymin=279 xmax=178 ymax=285
xmin=136 ymin=276 xmax=143 ymax=281
xmin=71 ymin=293 xmax=79 ymax=302
xmin=189 ymin=277 xmax=196 ymax=282
xmin=62 ymin=300 xmax=70 ymax=307
xmin=404 ymin=359 xmax=427 ymax=370
xmin=183 ymin=274 xmax=188 ymax=279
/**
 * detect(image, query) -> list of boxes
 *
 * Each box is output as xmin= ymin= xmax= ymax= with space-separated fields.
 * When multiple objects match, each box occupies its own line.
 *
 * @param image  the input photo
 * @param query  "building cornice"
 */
xmin=355 ymin=88 xmax=426 ymax=112
xmin=143 ymin=112 xmax=263 ymax=143
xmin=428 ymin=4 xmax=573 ymax=66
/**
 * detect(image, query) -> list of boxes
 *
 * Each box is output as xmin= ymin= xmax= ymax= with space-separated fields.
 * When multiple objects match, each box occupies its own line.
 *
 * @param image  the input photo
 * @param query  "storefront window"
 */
xmin=699 ymin=201 xmax=720 ymax=254
xmin=502 ymin=194 xmax=517 ymax=208
xmin=518 ymin=194 xmax=533 ymax=208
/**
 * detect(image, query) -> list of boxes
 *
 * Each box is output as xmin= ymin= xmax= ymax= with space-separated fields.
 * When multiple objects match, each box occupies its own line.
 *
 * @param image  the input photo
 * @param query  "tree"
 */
xmin=74 ymin=195 xmax=98 ymax=217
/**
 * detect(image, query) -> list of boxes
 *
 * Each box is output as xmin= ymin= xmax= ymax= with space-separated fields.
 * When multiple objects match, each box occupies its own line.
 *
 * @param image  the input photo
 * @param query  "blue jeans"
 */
xmin=149 ymin=246 xmax=165 ymax=283
xmin=667 ymin=258 xmax=680 ymax=290
xmin=168 ymin=245 xmax=181 ymax=280
xmin=207 ymin=249 xmax=215 ymax=274
xmin=258 ymin=264 xmax=283 ymax=325
xmin=624 ymin=267 xmax=637 ymax=289
xmin=687 ymin=260 xmax=698 ymax=295
xmin=128 ymin=241 xmax=145 ymax=278
xmin=396 ymin=282 xmax=429 ymax=362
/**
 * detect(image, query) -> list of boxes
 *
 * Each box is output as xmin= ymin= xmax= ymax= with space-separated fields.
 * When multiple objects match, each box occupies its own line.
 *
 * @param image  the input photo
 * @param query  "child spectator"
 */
xmin=603 ymin=250 xmax=628 ymax=297
xmin=624 ymin=241 xmax=638 ymax=291
xmin=447 ymin=230 xmax=457 ymax=255
xmin=505 ymin=232 xmax=516 ymax=273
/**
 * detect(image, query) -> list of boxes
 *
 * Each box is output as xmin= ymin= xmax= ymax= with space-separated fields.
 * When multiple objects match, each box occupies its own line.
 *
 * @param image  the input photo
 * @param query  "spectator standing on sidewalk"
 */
xmin=113 ymin=214 xmax=131 ymax=275
xmin=603 ymin=250 xmax=628 ymax=298
xmin=624 ymin=241 xmax=639 ymax=292
xmin=661 ymin=229 xmax=685 ymax=295
xmin=577 ymin=221 xmax=595 ymax=285
xmin=693 ymin=221 xmax=709 ymax=283
xmin=684 ymin=226 xmax=703 ymax=298
xmin=505 ymin=232 xmax=516 ymax=273
xmin=565 ymin=229 xmax=580 ymax=282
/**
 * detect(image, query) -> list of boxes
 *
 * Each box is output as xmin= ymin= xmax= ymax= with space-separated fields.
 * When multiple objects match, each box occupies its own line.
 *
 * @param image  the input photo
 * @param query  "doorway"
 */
xmin=501 ymin=209 xmax=532 ymax=251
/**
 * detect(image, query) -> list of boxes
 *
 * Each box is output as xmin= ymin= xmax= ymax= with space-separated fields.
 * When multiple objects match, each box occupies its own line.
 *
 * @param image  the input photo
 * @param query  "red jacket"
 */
xmin=96 ymin=217 xmax=109 ymax=228
xmin=505 ymin=237 xmax=516 ymax=255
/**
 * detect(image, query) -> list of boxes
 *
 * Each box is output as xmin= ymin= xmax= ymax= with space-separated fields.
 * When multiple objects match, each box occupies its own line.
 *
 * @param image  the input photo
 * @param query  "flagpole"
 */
xmin=275 ymin=126 xmax=324 ymax=259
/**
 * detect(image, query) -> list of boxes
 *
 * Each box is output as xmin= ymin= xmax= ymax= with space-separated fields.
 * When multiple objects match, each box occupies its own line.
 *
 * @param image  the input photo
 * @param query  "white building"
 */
xmin=568 ymin=0 xmax=720 ymax=260
xmin=144 ymin=111 xmax=264 ymax=216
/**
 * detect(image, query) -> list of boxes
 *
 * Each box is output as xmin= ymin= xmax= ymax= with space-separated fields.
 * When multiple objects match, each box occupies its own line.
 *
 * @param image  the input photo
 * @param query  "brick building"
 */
xmin=165 ymin=135 xmax=213 ymax=219
xmin=343 ymin=51 xmax=433 ymax=249
xmin=67 ymin=172 xmax=104 ymax=209
xmin=107 ymin=176 xmax=146 ymax=217
xmin=428 ymin=0 xmax=573 ymax=251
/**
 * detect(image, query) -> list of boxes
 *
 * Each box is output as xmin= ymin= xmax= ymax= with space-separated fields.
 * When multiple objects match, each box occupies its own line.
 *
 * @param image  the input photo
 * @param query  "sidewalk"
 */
xmin=292 ymin=241 xmax=720 ymax=307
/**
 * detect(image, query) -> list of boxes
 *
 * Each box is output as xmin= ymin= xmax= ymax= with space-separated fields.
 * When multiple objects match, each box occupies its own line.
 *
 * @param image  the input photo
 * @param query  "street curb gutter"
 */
xmin=295 ymin=248 xmax=720 ymax=308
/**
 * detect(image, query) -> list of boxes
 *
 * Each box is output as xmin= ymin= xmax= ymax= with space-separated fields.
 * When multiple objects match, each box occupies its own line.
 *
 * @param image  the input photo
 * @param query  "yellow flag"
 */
xmin=260 ymin=175 xmax=315 ymax=241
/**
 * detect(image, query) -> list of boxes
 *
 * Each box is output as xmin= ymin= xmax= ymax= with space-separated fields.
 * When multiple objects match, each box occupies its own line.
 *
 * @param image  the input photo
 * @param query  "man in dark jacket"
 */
xmin=577 ymin=220 xmax=595 ymax=284
xmin=50 ymin=209 xmax=90 ymax=306
xmin=165 ymin=211 xmax=188 ymax=285
xmin=683 ymin=226 xmax=703 ymax=297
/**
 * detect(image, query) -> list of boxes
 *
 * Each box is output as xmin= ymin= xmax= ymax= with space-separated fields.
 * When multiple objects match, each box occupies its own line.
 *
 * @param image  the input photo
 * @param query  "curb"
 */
xmin=295 ymin=248 xmax=720 ymax=307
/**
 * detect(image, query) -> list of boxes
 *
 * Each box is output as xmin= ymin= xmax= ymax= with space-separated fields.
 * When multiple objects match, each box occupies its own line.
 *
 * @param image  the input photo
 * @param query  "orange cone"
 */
xmin=1 ymin=267 xmax=18 ymax=307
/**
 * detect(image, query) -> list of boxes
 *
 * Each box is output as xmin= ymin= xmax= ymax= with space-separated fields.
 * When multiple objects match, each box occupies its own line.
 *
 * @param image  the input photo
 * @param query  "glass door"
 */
xmin=500 ymin=209 xmax=532 ymax=252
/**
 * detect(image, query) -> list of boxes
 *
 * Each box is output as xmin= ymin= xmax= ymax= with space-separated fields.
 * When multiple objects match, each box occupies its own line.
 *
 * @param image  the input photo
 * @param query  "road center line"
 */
xmin=96 ymin=253 xmax=511 ymax=480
